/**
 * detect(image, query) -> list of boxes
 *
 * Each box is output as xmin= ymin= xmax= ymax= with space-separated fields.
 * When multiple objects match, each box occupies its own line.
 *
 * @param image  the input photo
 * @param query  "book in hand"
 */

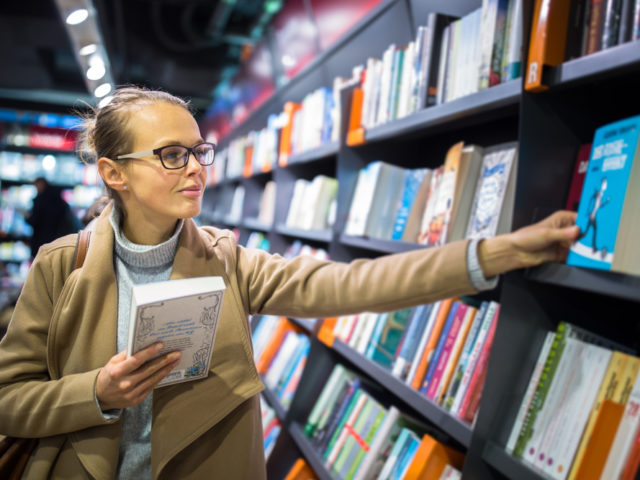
xmin=127 ymin=276 xmax=226 ymax=388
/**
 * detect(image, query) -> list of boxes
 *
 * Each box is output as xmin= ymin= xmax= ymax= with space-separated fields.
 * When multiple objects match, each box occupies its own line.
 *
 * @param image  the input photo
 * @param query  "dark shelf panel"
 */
xmin=275 ymin=225 xmax=332 ymax=243
xmin=242 ymin=217 xmax=272 ymax=232
xmin=289 ymin=317 xmax=318 ymax=335
xmin=0 ymin=145 xmax=77 ymax=155
xmin=550 ymin=41 xmax=640 ymax=88
xmin=526 ymin=263 xmax=640 ymax=303
xmin=287 ymin=142 xmax=339 ymax=166
xmin=364 ymin=80 xmax=521 ymax=144
xmin=483 ymin=441 xmax=551 ymax=480
xmin=289 ymin=422 xmax=336 ymax=480
xmin=339 ymin=233 xmax=425 ymax=254
xmin=0 ymin=177 xmax=76 ymax=189
xmin=331 ymin=339 xmax=473 ymax=448
xmin=260 ymin=382 xmax=288 ymax=422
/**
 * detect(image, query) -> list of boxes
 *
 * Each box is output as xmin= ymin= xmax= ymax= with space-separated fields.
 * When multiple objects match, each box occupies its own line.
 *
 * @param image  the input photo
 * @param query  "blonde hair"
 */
xmin=77 ymin=86 xmax=192 ymax=210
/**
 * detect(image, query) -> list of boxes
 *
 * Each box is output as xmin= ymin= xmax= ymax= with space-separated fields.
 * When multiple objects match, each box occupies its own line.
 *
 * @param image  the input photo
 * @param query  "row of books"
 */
xmin=260 ymin=394 xmax=282 ymax=461
xmin=332 ymin=299 xmax=500 ymax=425
xmin=0 ymin=151 xmax=101 ymax=187
xmin=345 ymin=141 xmax=517 ymax=245
xmin=304 ymin=363 xmax=465 ymax=480
xmin=285 ymin=175 xmax=337 ymax=232
xmin=507 ymin=321 xmax=640 ymax=480
xmin=0 ymin=241 xmax=30 ymax=263
xmin=526 ymin=0 xmax=640 ymax=92
xmin=566 ymin=113 xmax=640 ymax=276
xmin=355 ymin=0 xmax=522 ymax=135
xmin=245 ymin=231 xmax=271 ymax=252
xmin=252 ymin=316 xmax=310 ymax=410
xmin=0 ymin=207 xmax=32 ymax=239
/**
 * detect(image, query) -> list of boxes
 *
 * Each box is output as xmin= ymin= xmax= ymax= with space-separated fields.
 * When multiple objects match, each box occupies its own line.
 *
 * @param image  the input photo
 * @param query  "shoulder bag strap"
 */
xmin=71 ymin=229 xmax=92 ymax=273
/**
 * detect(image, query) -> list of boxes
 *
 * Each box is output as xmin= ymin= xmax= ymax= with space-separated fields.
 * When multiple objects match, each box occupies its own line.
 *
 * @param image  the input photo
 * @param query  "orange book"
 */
xmin=278 ymin=102 xmax=302 ymax=167
xmin=402 ymin=434 xmax=465 ymax=480
xmin=572 ymin=399 xmax=625 ymax=480
xmin=524 ymin=0 xmax=572 ymax=92
xmin=284 ymin=458 xmax=317 ymax=480
xmin=346 ymin=87 xmax=366 ymax=146
xmin=255 ymin=317 xmax=299 ymax=374
xmin=317 ymin=317 xmax=338 ymax=347
xmin=243 ymin=144 xmax=254 ymax=177
xmin=410 ymin=298 xmax=454 ymax=390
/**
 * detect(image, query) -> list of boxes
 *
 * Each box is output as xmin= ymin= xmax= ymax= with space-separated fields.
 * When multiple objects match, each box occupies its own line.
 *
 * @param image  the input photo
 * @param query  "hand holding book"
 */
xmin=96 ymin=342 xmax=182 ymax=411
xmin=477 ymin=210 xmax=580 ymax=278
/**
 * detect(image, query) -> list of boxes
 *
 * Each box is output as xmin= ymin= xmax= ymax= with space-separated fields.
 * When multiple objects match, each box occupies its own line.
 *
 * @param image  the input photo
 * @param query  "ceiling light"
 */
xmin=79 ymin=44 xmax=97 ymax=56
xmin=86 ymin=64 xmax=106 ymax=80
xmin=94 ymin=83 xmax=112 ymax=97
xmin=98 ymin=95 xmax=113 ymax=108
xmin=42 ymin=155 xmax=57 ymax=172
xmin=66 ymin=8 xmax=89 ymax=25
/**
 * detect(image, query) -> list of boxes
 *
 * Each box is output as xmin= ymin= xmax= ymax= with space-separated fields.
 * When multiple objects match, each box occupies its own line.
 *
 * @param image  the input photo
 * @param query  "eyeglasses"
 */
xmin=117 ymin=142 xmax=216 ymax=170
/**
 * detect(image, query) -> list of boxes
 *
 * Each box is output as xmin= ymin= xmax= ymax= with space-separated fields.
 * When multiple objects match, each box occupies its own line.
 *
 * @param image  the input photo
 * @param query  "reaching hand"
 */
xmin=96 ymin=342 xmax=181 ymax=411
xmin=478 ymin=211 xmax=580 ymax=278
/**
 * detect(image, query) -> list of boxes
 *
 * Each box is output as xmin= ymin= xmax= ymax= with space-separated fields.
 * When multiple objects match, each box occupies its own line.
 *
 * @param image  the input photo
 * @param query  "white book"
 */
xmin=465 ymin=142 xmax=518 ymax=239
xmin=128 ymin=276 xmax=226 ymax=387
xmin=600 ymin=369 xmax=640 ymax=479
xmin=505 ymin=331 xmax=555 ymax=454
xmin=349 ymin=312 xmax=373 ymax=350
xmin=522 ymin=337 xmax=583 ymax=467
xmin=396 ymin=40 xmax=415 ymax=119
xmin=376 ymin=44 xmax=397 ymax=126
xmin=345 ymin=162 xmax=382 ymax=237
xmin=542 ymin=343 xmax=612 ymax=480
xmin=263 ymin=331 xmax=301 ymax=390
xmin=353 ymin=406 xmax=401 ymax=480
xmin=356 ymin=313 xmax=383 ymax=355
xmin=286 ymin=179 xmax=310 ymax=228
xmin=257 ymin=180 xmax=276 ymax=226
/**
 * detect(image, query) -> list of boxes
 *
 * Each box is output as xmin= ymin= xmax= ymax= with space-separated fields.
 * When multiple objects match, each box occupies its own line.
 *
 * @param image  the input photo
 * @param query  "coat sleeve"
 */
xmin=233 ymin=238 xmax=479 ymax=318
xmin=0 ymin=240 xmax=117 ymax=437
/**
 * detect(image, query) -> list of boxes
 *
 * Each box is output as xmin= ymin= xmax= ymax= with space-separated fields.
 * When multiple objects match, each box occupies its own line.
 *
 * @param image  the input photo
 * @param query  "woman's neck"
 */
xmin=121 ymin=216 xmax=178 ymax=245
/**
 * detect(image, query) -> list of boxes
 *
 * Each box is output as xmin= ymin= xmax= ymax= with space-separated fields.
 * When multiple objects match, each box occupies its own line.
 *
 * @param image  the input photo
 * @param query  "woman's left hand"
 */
xmin=478 ymin=210 xmax=580 ymax=278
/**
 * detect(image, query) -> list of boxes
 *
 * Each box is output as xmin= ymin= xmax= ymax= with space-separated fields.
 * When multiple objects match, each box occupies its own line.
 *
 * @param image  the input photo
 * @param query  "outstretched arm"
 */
xmin=477 ymin=210 xmax=579 ymax=278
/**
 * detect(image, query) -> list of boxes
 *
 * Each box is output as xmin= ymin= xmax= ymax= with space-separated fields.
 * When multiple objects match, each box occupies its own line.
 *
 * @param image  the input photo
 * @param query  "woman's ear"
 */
xmin=97 ymin=157 xmax=127 ymax=192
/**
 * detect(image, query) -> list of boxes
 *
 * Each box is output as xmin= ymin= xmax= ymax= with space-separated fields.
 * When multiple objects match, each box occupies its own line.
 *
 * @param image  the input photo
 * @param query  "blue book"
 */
xmin=274 ymin=335 xmax=309 ymax=397
xmin=367 ymin=309 xmax=413 ymax=368
xmin=391 ymin=432 xmax=421 ymax=480
xmin=419 ymin=301 xmax=460 ymax=394
xmin=391 ymin=168 xmax=430 ymax=241
xmin=392 ymin=304 xmax=433 ymax=379
xmin=567 ymin=114 xmax=640 ymax=273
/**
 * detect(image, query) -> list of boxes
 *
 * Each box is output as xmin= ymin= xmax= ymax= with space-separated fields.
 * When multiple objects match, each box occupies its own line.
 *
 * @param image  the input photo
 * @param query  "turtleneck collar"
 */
xmin=109 ymin=206 xmax=184 ymax=269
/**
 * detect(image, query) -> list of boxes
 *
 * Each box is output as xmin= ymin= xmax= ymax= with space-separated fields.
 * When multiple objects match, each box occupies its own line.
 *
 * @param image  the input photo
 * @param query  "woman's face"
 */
xmin=119 ymin=102 xmax=207 ymax=236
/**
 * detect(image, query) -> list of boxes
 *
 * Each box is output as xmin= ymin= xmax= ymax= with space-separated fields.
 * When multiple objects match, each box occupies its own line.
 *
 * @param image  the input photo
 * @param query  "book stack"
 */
xmin=350 ymin=0 xmax=522 ymax=137
xmin=304 ymin=364 xmax=466 ymax=479
xmin=507 ymin=321 xmax=640 ymax=480
xmin=285 ymin=175 xmax=338 ymax=231
xmin=252 ymin=316 xmax=310 ymax=409
xmin=260 ymin=394 xmax=281 ymax=461
xmin=344 ymin=141 xmax=517 ymax=245
xmin=332 ymin=299 xmax=501 ymax=426
xmin=245 ymin=231 xmax=270 ymax=251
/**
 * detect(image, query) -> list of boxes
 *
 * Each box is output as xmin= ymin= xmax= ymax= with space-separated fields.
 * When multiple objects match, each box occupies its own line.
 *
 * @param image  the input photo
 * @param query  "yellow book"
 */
xmin=569 ymin=352 xmax=640 ymax=480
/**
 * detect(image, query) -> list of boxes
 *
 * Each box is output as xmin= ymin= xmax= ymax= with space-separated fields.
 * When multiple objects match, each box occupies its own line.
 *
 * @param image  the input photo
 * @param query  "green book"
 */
xmin=304 ymin=364 xmax=348 ymax=437
xmin=345 ymin=401 xmax=387 ymax=480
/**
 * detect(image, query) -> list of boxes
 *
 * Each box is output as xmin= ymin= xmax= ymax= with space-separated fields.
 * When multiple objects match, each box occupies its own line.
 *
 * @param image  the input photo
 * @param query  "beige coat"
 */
xmin=0 ymin=205 xmax=476 ymax=479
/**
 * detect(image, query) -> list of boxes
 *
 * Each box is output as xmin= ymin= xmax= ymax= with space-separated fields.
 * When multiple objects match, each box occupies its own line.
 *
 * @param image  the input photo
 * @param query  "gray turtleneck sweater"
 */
xmin=106 ymin=207 xmax=184 ymax=480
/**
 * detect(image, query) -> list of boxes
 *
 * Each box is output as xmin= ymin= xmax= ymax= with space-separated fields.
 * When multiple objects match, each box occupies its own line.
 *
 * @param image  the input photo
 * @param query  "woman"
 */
xmin=0 ymin=87 xmax=579 ymax=479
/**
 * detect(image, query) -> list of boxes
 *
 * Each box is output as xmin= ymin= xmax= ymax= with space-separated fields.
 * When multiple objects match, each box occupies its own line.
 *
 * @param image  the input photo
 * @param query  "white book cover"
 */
xmin=376 ymin=44 xmax=396 ymax=126
xmin=465 ymin=142 xmax=517 ymax=239
xmin=600 ymin=369 xmax=640 ymax=479
xmin=127 ymin=276 xmax=226 ymax=387
xmin=506 ymin=331 xmax=555 ymax=454
xmin=356 ymin=313 xmax=383 ymax=355
xmin=285 ymin=178 xmax=310 ymax=228
xmin=264 ymin=331 xmax=301 ymax=390
xmin=542 ymin=343 xmax=611 ymax=480
xmin=348 ymin=312 xmax=371 ymax=350
xmin=406 ymin=301 xmax=441 ymax=385
xmin=522 ymin=337 xmax=582 ymax=467
xmin=345 ymin=162 xmax=382 ymax=237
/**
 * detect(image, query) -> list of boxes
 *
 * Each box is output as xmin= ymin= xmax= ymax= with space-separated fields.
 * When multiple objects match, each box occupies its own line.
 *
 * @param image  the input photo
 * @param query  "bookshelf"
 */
xmin=207 ymin=0 xmax=640 ymax=478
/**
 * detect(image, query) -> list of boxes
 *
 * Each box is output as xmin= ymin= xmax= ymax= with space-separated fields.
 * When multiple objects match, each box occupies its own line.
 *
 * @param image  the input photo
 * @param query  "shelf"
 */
xmin=525 ymin=263 xmax=640 ymax=303
xmin=275 ymin=225 xmax=332 ymax=243
xmin=242 ymin=217 xmax=272 ymax=232
xmin=289 ymin=317 xmax=318 ymax=335
xmin=331 ymin=339 xmax=473 ymax=448
xmin=549 ymin=41 xmax=640 ymax=88
xmin=364 ymin=80 xmax=521 ymax=144
xmin=483 ymin=441 xmax=551 ymax=480
xmin=0 ymin=145 xmax=77 ymax=155
xmin=289 ymin=422 xmax=337 ymax=480
xmin=339 ymin=234 xmax=425 ymax=254
xmin=287 ymin=142 xmax=339 ymax=166
xmin=0 ymin=177 xmax=76 ymax=189
xmin=261 ymin=382 xmax=288 ymax=422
